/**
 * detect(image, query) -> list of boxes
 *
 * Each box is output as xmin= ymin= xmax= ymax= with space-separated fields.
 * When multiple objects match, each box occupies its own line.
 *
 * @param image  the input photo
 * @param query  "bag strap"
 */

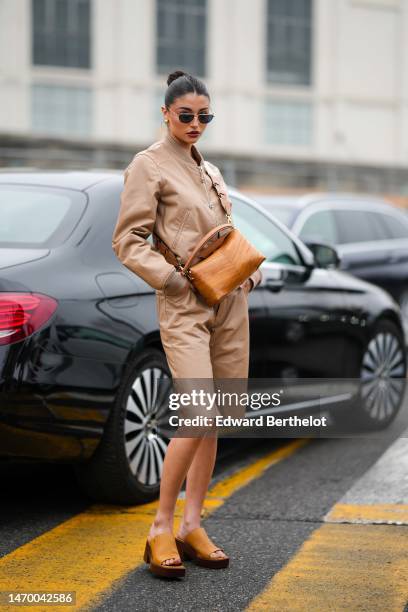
xmin=203 ymin=161 xmax=232 ymax=221
xmin=152 ymin=232 xmax=184 ymax=270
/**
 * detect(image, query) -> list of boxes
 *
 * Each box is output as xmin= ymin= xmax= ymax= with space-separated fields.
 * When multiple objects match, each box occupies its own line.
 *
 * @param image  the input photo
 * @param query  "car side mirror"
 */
xmin=303 ymin=240 xmax=341 ymax=269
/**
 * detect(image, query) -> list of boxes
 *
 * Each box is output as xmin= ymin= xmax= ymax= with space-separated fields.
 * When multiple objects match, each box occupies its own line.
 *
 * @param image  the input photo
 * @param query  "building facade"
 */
xmin=0 ymin=0 xmax=407 ymax=195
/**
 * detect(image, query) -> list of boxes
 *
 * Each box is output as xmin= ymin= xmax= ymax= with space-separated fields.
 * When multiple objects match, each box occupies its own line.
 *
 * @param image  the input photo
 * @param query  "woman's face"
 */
xmin=162 ymin=93 xmax=211 ymax=146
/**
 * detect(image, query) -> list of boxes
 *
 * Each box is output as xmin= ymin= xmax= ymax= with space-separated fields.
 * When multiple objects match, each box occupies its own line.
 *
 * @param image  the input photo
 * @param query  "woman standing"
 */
xmin=112 ymin=70 xmax=262 ymax=579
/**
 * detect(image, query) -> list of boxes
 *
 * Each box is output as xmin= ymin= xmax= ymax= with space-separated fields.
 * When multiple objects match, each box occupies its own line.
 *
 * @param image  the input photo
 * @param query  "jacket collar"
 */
xmin=162 ymin=128 xmax=204 ymax=169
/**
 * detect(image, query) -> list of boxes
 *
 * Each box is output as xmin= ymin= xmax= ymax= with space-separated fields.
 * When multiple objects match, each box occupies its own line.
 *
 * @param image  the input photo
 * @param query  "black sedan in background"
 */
xmin=0 ymin=172 xmax=406 ymax=504
xmin=247 ymin=192 xmax=408 ymax=340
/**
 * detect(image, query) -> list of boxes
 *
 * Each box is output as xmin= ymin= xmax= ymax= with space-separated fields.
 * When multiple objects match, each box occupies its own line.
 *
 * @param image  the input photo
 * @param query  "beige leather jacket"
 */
xmin=112 ymin=129 xmax=262 ymax=294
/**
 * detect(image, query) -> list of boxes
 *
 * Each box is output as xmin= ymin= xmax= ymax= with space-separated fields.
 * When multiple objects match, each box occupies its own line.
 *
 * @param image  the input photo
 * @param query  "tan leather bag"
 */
xmin=153 ymin=223 xmax=266 ymax=306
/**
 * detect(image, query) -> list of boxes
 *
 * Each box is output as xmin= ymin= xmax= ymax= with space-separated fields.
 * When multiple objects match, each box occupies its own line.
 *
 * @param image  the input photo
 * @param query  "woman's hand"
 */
xmin=240 ymin=278 xmax=253 ymax=296
xmin=163 ymin=269 xmax=190 ymax=296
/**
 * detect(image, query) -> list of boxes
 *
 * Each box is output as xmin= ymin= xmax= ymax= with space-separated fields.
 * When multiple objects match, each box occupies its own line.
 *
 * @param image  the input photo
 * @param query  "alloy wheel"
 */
xmin=360 ymin=331 xmax=406 ymax=424
xmin=124 ymin=366 xmax=173 ymax=487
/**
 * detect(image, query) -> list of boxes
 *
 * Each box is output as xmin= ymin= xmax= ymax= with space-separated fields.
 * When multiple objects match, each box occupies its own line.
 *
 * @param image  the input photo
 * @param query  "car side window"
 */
xmin=230 ymin=196 xmax=303 ymax=266
xmin=333 ymin=210 xmax=383 ymax=244
xmin=297 ymin=210 xmax=338 ymax=245
xmin=377 ymin=212 xmax=408 ymax=239
xmin=369 ymin=212 xmax=392 ymax=240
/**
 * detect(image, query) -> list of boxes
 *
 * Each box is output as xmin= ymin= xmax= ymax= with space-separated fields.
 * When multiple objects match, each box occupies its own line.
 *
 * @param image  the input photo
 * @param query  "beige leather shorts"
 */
xmin=156 ymin=283 xmax=250 ymax=424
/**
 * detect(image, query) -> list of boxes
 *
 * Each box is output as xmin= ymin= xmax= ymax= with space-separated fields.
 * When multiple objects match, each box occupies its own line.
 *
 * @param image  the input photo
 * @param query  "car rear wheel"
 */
xmin=75 ymin=348 xmax=173 ymax=505
xmin=333 ymin=319 xmax=407 ymax=431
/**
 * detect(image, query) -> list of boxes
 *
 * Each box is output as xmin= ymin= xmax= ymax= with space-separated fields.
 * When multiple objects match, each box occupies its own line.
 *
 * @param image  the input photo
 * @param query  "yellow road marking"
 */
xmin=325 ymin=503 xmax=408 ymax=525
xmin=246 ymin=523 xmax=408 ymax=612
xmin=0 ymin=438 xmax=308 ymax=611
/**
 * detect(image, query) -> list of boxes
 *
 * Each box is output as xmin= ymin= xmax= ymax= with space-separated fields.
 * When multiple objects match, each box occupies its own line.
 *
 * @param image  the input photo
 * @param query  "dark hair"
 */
xmin=164 ymin=70 xmax=210 ymax=108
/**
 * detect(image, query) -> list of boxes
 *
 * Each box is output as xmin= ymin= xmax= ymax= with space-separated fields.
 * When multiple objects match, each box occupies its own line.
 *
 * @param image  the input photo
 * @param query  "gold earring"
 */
xmin=165 ymin=119 xmax=169 ymax=123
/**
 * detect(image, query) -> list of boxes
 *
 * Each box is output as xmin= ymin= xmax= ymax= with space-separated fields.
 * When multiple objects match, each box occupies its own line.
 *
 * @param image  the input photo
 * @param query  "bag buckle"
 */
xmin=182 ymin=267 xmax=194 ymax=281
xmin=175 ymin=255 xmax=194 ymax=280
xmin=175 ymin=255 xmax=184 ymax=272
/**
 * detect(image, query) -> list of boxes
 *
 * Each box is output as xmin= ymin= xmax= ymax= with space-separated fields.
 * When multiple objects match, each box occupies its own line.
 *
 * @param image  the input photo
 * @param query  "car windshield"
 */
xmin=0 ymin=185 xmax=87 ymax=248
xmin=264 ymin=205 xmax=295 ymax=227
xmin=231 ymin=196 xmax=303 ymax=266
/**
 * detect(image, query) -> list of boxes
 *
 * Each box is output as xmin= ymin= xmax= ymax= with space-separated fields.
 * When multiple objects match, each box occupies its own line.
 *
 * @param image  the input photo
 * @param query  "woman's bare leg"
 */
xmin=148 ymin=435 xmax=202 ymax=565
xmin=175 ymin=431 xmax=228 ymax=559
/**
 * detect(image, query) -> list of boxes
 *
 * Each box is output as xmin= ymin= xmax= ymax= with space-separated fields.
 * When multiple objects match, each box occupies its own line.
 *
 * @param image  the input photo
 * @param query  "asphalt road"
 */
xmin=0 ymin=418 xmax=407 ymax=611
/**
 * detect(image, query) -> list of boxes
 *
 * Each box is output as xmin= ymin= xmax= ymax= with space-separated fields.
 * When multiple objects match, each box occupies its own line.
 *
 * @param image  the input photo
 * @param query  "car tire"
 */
xmin=332 ymin=318 xmax=407 ymax=432
xmin=74 ymin=348 xmax=173 ymax=505
xmin=399 ymin=289 xmax=408 ymax=345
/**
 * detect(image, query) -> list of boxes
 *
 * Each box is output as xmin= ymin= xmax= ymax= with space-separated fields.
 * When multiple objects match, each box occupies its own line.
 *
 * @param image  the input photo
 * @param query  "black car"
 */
xmin=248 ymin=192 xmax=408 ymax=341
xmin=0 ymin=173 xmax=406 ymax=504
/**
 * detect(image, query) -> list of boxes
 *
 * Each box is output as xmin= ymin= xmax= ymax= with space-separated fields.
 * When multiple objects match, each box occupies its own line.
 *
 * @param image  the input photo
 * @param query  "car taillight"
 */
xmin=0 ymin=292 xmax=58 ymax=346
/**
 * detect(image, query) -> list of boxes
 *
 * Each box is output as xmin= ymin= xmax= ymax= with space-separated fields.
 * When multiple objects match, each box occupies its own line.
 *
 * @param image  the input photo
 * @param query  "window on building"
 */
xmin=266 ymin=0 xmax=312 ymax=85
xmin=265 ymin=100 xmax=312 ymax=145
xmin=32 ymin=84 xmax=92 ymax=137
xmin=32 ymin=0 xmax=91 ymax=68
xmin=156 ymin=0 xmax=207 ymax=77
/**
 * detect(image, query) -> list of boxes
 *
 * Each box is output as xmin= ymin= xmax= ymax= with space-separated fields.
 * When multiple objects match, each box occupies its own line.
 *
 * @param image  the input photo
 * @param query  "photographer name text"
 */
xmin=168 ymin=415 xmax=328 ymax=427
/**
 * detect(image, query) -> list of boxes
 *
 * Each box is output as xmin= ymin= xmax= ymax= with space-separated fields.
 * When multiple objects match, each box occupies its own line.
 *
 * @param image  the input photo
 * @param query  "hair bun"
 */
xmin=167 ymin=70 xmax=189 ymax=87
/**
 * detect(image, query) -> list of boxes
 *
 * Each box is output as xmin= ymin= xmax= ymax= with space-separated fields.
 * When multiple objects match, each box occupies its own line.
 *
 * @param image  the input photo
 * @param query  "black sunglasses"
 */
xmin=176 ymin=112 xmax=215 ymax=124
